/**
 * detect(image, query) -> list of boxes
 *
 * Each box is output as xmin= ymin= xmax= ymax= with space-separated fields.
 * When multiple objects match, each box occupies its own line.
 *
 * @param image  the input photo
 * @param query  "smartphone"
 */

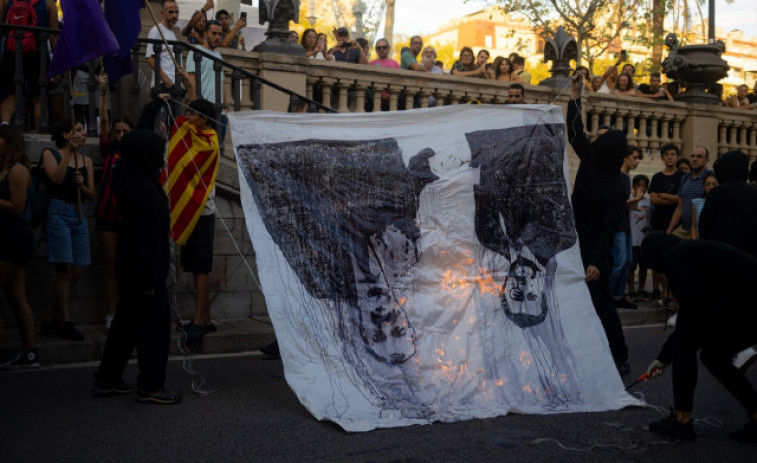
xmin=620 ymin=49 xmax=627 ymax=59
xmin=240 ymin=12 xmax=247 ymax=20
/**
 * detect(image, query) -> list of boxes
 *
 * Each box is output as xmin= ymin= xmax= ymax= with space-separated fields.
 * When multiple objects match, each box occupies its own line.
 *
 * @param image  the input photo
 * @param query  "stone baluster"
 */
xmin=614 ymin=109 xmax=624 ymax=132
xmin=659 ymin=117 xmax=670 ymax=144
xmin=418 ymin=88 xmax=431 ymax=109
xmin=648 ymin=116 xmax=660 ymax=152
xmin=353 ymin=83 xmax=366 ymax=113
xmin=448 ymin=91 xmax=463 ymax=106
xmin=625 ymin=111 xmax=639 ymax=146
xmin=729 ymin=123 xmax=738 ymax=152
xmin=405 ymin=86 xmax=420 ymax=110
xmin=305 ymin=76 xmax=315 ymax=100
xmin=718 ymin=122 xmax=728 ymax=154
xmin=336 ymin=80 xmax=351 ymax=112
xmin=601 ymin=111 xmax=612 ymax=129
xmin=737 ymin=123 xmax=749 ymax=153
xmin=319 ymin=77 xmax=336 ymax=112
xmin=637 ymin=116 xmax=648 ymax=152
xmin=671 ymin=117 xmax=682 ymax=147
xmin=388 ymin=85 xmax=401 ymax=111
xmin=589 ymin=109 xmax=600 ymax=140
xmin=372 ymin=84 xmax=383 ymax=112
xmin=749 ymin=125 xmax=757 ymax=158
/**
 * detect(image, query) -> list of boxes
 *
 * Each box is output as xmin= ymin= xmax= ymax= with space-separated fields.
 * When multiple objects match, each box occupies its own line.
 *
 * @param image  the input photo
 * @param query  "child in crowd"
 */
xmin=627 ymin=174 xmax=652 ymax=299
xmin=690 ymin=172 xmax=718 ymax=239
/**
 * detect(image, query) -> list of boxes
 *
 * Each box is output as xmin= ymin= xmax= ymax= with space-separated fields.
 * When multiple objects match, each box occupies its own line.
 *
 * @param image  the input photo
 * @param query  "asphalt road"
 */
xmin=1 ymin=326 xmax=755 ymax=463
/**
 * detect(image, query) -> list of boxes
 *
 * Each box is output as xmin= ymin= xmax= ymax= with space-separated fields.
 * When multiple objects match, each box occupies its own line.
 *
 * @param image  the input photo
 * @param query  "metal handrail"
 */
xmin=136 ymin=37 xmax=338 ymax=115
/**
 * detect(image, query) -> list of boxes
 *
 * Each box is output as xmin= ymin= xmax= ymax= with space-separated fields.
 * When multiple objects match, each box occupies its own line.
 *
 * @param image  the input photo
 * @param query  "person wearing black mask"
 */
xmin=567 ymin=73 xmax=631 ymax=375
xmin=92 ymin=97 xmax=180 ymax=404
xmin=640 ymin=232 xmax=757 ymax=442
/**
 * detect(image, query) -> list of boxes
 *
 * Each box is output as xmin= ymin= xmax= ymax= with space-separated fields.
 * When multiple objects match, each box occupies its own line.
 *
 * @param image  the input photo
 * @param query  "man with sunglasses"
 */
xmin=369 ymin=38 xmax=399 ymax=69
xmin=666 ymin=146 xmax=712 ymax=239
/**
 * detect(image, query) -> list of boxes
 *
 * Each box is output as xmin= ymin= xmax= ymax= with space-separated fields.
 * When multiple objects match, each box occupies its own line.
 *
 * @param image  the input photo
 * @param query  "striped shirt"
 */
xmin=676 ymin=168 xmax=711 ymax=231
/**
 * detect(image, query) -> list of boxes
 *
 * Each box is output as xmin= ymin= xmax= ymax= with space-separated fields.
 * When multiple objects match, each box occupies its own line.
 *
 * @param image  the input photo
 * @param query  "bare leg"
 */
xmin=0 ymin=95 xmax=16 ymax=124
xmin=98 ymin=231 xmax=118 ymax=316
xmin=5 ymin=268 xmax=36 ymax=350
xmin=47 ymin=264 xmax=81 ymax=325
xmin=192 ymin=273 xmax=211 ymax=325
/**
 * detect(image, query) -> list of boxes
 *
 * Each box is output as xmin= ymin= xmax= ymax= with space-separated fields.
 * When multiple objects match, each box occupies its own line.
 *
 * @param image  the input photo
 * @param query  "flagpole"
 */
xmin=67 ymin=70 xmax=83 ymax=223
xmin=144 ymin=1 xmax=181 ymax=72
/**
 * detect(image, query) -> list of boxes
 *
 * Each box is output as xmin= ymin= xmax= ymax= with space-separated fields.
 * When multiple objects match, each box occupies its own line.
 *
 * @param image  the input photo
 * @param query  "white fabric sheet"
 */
xmin=229 ymin=105 xmax=641 ymax=432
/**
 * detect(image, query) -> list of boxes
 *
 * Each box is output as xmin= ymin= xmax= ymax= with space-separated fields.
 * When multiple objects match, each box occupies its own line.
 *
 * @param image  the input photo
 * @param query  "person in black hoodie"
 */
xmin=567 ymin=74 xmax=631 ymax=375
xmin=699 ymin=150 xmax=757 ymax=258
xmin=640 ymin=232 xmax=757 ymax=442
xmin=92 ymin=95 xmax=180 ymax=404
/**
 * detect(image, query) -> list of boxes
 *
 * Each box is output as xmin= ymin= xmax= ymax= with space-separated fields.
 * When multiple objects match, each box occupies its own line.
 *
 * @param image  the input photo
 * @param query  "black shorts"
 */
xmin=95 ymin=217 xmax=120 ymax=233
xmin=0 ymin=51 xmax=41 ymax=100
xmin=180 ymin=214 xmax=215 ymax=274
xmin=0 ymin=221 xmax=35 ymax=266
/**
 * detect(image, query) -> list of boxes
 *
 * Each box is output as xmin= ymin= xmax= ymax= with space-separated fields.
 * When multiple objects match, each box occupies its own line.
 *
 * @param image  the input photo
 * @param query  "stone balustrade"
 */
xmin=211 ymin=51 xmax=757 ymax=166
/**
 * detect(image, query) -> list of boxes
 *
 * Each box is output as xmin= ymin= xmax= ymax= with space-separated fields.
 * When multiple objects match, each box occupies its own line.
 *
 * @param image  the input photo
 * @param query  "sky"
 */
xmin=181 ymin=0 xmax=757 ymax=41
xmin=391 ymin=0 xmax=757 ymax=40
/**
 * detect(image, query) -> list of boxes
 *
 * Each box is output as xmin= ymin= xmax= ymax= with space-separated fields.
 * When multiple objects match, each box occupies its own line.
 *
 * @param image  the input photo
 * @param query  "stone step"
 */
xmin=2 ymin=318 xmax=276 ymax=366
xmin=2 ymin=305 xmax=670 ymax=365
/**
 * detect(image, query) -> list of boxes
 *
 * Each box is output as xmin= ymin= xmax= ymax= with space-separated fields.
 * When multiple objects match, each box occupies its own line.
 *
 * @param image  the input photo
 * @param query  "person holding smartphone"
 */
xmin=329 ymin=27 xmax=361 ymax=64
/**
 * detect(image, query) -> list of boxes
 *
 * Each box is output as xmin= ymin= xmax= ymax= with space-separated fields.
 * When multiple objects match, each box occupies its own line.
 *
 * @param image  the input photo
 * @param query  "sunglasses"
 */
xmin=376 ymin=45 xmax=388 ymax=50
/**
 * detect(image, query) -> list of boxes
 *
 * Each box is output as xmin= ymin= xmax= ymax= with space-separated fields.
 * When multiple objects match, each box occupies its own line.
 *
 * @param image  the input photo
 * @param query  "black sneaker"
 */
xmin=10 ymin=349 xmax=40 ymax=369
xmin=92 ymin=379 xmax=136 ymax=397
xmin=616 ymin=297 xmax=638 ymax=309
xmin=729 ymin=419 xmax=757 ymax=443
xmin=185 ymin=323 xmax=206 ymax=343
xmin=649 ymin=410 xmax=696 ymax=440
xmin=616 ymin=361 xmax=631 ymax=376
xmin=260 ymin=341 xmax=280 ymax=359
xmin=136 ymin=388 xmax=182 ymax=405
xmin=59 ymin=322 xmax=84 ymax=341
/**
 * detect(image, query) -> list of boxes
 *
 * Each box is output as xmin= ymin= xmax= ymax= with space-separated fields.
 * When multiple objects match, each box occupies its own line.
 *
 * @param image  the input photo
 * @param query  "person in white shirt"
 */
xmin=145 ymin=1 xmax=180 ymax=92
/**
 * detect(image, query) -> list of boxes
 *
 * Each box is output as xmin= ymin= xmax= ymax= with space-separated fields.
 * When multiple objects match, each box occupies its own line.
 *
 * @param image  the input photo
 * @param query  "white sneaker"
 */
xmin=105 ymin=314 xmax=114 ymax=331
xmin=733 ymin=347 xmax=757 ymax=372
xmin=666 ymin=313 xmax=677 ymax=327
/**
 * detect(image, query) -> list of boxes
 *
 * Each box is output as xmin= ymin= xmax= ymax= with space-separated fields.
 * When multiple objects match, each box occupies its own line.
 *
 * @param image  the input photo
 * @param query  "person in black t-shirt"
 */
xmin=647 ymin=143 xmax=683 ymax=302
xmin=637 ymin=72 xmax=673 ymax=101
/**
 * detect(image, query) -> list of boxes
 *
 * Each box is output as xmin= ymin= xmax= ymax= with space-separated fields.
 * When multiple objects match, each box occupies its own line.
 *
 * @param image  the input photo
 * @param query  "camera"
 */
xmin=240 ymin=12 xmax=247 ymax=20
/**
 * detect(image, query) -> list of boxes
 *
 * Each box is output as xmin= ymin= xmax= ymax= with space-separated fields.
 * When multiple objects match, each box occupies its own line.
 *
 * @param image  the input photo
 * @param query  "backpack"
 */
xmin=30 ymin=148 xmax=60 ymax=229
xmin=5 ymin=0 xmax=41 ymax=54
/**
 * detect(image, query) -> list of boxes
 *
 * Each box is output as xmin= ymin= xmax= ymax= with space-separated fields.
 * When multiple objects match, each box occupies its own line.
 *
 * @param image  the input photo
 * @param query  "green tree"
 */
xmin=493 ymin=0 xmax=645 ymax=71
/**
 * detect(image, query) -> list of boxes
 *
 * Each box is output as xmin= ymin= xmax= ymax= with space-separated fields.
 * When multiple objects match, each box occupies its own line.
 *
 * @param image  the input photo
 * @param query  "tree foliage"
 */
xmin=493 ymin=0 xmax=644 ymax=70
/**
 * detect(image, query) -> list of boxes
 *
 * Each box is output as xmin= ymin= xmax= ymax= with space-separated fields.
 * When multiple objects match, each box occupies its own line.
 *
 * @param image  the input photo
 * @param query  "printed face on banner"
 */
xmin=232 ymin=106 xmax=638 ymax=432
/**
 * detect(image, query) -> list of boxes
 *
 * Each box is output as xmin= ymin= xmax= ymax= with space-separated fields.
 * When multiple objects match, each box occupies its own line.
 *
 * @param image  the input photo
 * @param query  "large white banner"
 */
xmin=229 ymin=105 xmax=641 ymax=432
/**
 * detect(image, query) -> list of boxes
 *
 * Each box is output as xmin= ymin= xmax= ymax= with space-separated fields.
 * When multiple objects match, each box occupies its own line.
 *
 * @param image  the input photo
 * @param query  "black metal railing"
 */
xmin=0 ymin=24 xmax=336 ymax=135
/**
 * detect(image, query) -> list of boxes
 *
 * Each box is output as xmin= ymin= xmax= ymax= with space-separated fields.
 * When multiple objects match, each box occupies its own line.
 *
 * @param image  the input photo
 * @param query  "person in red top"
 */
xmin=96 ymin=72 xmax=133 ymax=330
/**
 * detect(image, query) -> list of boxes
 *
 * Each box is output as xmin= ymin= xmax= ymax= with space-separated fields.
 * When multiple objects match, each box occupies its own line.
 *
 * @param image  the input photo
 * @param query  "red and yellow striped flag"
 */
xmin=163 ymin=116 xmax=219 ymax=245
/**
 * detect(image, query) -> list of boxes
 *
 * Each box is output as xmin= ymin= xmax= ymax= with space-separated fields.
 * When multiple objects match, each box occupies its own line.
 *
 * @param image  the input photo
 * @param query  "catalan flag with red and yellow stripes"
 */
xmin=163 ymin=116 xmax=219 ymax=245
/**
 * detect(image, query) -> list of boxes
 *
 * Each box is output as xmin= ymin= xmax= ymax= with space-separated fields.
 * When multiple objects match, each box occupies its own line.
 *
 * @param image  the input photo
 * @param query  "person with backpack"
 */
xmin=0 ymin=0 xmax=58 ymax=128
xmin=0 ymin=126 xmax=39 ymax=369
xmin=39 ymin=119 xmax=94 ymax=342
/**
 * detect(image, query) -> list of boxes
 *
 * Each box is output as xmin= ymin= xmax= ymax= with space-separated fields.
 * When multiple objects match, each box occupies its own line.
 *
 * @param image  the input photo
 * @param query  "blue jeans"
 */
xmin=610 ymin=231 xmax=632 ymax=299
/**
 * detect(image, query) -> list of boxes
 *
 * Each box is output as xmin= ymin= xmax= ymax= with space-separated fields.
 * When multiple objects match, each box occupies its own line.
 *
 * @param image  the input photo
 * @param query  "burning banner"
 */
xmin=229 ymin=105 xmax=640 ymax=432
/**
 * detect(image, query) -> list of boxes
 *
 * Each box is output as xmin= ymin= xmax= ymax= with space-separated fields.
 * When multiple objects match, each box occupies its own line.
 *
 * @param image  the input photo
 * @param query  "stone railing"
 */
xmin=205 ymin=52 xmax=757 ymax=166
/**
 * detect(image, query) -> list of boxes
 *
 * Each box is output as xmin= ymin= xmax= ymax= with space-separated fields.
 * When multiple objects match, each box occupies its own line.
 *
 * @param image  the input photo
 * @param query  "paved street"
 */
xmin=2 ymin=325 xmax=755 ymax=463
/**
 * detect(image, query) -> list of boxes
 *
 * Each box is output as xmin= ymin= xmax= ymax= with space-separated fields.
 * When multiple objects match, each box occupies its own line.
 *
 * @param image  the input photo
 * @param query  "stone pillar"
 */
xmin=680 ymin=104 xmax=721 ymax=163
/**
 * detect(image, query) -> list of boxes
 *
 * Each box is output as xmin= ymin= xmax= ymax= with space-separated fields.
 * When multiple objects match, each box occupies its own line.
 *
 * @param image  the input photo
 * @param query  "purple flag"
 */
xmin=48 ymin=0 xmax=119 ymax=78
xmin=104 ymin=0 xmax=144 ymax=89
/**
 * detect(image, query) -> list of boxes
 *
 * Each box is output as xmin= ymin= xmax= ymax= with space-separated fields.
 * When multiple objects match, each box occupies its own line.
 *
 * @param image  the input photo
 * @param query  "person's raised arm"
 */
xmin=567 ymin=74 xmax=591 ymax=160
xmin=98 ymin=72 xmax=110 ymax=151
xmin=220 ymin=16 xmax=247 ymax=48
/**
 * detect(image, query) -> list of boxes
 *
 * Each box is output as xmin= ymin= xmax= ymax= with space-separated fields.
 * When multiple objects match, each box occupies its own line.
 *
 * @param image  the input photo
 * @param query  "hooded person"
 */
xmin=92 ymin=127 xmax=181 ymax=405
xmin=698 ymin=150 xmax=757 ymax=258
xmin=639 ymin=232 xmax=757 ymax=442
xmin=567 ymin=74 xmax=631 ymax=375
